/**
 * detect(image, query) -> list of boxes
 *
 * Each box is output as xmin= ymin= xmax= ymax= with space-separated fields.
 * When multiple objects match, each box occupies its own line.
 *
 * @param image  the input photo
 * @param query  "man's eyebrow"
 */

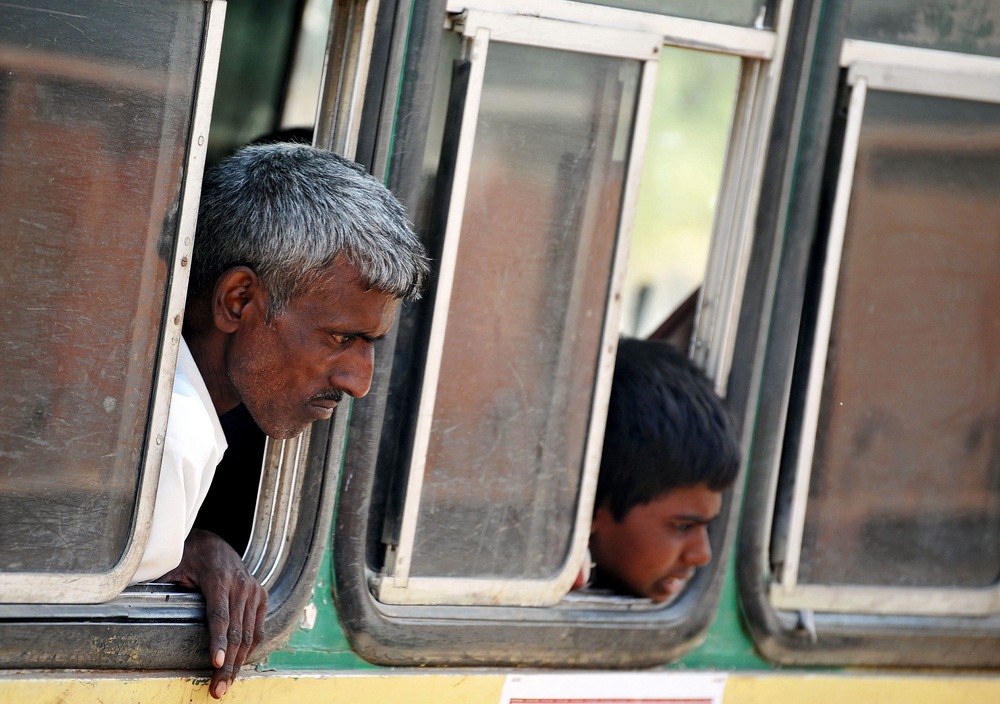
xmin=352 ymin=329 xmax=394 ymax=344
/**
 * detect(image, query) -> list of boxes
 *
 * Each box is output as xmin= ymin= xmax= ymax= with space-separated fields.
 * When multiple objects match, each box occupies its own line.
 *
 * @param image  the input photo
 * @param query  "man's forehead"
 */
xmin=309 ymin=286 xmax=399 ymax=331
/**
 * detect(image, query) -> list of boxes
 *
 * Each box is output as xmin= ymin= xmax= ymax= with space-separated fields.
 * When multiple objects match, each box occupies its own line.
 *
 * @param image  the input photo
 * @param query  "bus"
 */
xmin=2 ymin=0 xmax=1000 ymax=701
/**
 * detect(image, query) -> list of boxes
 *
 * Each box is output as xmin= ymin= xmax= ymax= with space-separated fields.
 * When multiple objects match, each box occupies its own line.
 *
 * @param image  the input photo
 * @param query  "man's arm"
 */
xmin=160 ymin=528 xmax=267 ymax=700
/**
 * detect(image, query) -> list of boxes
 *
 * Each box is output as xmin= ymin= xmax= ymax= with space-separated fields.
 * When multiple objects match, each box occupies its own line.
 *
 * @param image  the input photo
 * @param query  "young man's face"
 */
xmin=589 ymin=483 xmax=722 ymax=603
xmin=226 ymin=258 xmax=400 ymax=440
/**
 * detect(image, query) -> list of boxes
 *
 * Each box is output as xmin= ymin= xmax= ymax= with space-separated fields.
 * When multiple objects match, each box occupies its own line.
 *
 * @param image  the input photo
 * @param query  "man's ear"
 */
xmin=211 ymin=266 xmax=263 ymax=333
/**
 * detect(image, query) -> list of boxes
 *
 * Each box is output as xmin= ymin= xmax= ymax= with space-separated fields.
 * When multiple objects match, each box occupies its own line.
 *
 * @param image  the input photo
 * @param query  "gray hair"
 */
xmin=190 ymin=143 xmax=429 ymax=317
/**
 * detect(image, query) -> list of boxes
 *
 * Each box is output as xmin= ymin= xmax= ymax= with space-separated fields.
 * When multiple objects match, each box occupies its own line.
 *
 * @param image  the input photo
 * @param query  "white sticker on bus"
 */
xmin=500 ymin=672 xmax=727 ymax=704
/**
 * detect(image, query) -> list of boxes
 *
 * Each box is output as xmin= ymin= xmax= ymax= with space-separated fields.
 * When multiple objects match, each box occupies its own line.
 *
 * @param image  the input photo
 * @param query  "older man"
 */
xmin=131 ymin=144 xmax=428 ymax=698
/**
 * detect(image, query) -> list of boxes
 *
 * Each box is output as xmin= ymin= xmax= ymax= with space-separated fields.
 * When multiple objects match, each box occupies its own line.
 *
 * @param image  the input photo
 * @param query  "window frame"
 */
xmin=376 ymin=5 xmax=662 ymax=609
xmin=333 ymin=0 xmax=790 ymax=666
xmin=771 ymin=41 xmax=1000 ymax=619
xmin=0 ymin=0 xmax=345 ymax=672
xmin=737 ymin=0 xmax=1000 ymax=667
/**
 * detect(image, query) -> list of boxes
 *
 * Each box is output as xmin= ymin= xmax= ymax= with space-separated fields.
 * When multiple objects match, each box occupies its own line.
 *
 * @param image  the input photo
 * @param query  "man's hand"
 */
xmin=160 ymin=528 xmax=267 ymax=699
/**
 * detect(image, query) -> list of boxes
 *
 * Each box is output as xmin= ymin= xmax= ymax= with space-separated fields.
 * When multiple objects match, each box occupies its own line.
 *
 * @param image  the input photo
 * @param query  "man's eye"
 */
xmin=330 ymin=333 xmax=353 ymax=345
xmin=671 ymin=522 xmax=694 ymax=533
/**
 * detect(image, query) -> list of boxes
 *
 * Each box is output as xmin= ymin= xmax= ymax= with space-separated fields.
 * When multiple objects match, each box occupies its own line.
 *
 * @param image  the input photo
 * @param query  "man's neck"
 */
xmin=183 ymin=330 xmax=240 ymax=417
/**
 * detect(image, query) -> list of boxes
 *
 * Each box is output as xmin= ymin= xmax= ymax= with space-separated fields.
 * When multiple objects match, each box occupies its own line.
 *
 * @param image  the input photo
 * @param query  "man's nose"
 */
xmin=684 ymin=526 xmax=712 ymax=568
xmin=332 ymin=340 xmax=375 ymax=398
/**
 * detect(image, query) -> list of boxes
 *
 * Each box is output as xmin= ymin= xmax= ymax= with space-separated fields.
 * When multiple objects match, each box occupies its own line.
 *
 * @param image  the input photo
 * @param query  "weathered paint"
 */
xmin=678 ymin=549 xmax=771 ymax=670
xmin=723 ymin=673 xmax=1000 ymax=704
xmin=0 ymin=672 xmax=505 ymax=703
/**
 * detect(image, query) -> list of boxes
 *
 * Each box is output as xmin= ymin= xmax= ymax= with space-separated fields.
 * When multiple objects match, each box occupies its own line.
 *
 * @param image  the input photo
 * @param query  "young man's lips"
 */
xmin=652 ymin=572 xmax=695 ymax=600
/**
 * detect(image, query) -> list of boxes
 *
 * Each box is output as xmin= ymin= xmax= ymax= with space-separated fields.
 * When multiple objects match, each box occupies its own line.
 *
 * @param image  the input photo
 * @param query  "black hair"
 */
xmin=595 ymin=338 xmax=741 ymax=521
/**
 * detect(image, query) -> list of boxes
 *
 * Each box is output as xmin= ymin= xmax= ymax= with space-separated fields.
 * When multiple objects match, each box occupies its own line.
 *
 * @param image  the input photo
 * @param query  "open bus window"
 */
xmin=0 ymin=0 xmax=361 ymax=675
xmin=369 ymin=7 xmax=744 ymax=612
xmin=0 ymin=0 xmax=212 ymax=603
xmin=281 ymin=0 xmax=334 ymax=129
xmin=373 ymin=17 xmax=658 ymax=609
xmin=622 ymin=48 xmax=739 ymax=343
xmin=331 ymin=0 xmax=780 ymax=667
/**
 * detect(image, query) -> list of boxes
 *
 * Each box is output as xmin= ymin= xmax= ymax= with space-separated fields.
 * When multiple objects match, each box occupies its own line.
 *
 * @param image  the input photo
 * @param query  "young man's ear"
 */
xmin=212 ymin=266 xmax=263 ymax=333
xmin=592 ymin=504 xmax=612 ymax=529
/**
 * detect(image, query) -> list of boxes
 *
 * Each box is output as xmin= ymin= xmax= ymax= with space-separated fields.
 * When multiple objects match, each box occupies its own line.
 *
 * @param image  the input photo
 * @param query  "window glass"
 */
xmin=206 ymin=0 xmax=299 ymax=165
xmin=621 ymin=48 xmax=740 ymax=338
xmin=0 ymin=0 xmax=203 ymax=573
xmin=281 ymin=0 xmax=333 ymax=128
xmin=848 ymin=0 xmax=1000 ymax=58
xmin=799 ymin=90 xmax=1000 ymax=588
xmin=408 ymin=43 xmax=640 ymax=580
xmin=581 ymin=0 xmax=767 ymax=28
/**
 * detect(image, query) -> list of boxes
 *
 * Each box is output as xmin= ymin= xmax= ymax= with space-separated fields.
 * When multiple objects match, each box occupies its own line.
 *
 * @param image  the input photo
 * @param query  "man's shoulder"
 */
xmin=165 ymin=338 xmax=227 ymax=464
xmin=165 ymin=389 xmax=223 ymax=464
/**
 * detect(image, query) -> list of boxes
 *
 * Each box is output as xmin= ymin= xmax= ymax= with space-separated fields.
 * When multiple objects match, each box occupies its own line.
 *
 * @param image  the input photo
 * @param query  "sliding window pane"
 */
xmin=410 ymin=43 xmax=641 ymax=579
xmin=799 ymin=91 xmax=1000 ymax=588
xmin=0 ymin=0 xmax=204 ymax=573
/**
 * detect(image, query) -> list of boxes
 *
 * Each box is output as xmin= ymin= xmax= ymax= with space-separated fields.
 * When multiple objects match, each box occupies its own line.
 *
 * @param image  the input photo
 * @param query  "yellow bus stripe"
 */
xmin=3 ymin=671 xmax=1000 ymax=703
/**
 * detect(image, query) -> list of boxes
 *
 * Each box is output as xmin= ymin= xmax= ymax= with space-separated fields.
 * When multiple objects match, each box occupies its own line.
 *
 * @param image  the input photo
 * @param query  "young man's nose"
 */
xmin=331 ymin=340 xmax=375 ymax=398
xmin=683 ymin=526 xmax=712 ymax=568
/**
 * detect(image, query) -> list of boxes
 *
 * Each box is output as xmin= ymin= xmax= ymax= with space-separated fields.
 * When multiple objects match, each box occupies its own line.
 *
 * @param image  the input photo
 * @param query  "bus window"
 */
xmin=0 ymin=0 xmax=369 ymax=674
xmin=773 ymin=81 xmax=1000 ymax=615
xmin=0 ymin=0 xmax=215 ymax=603
xmin=281 ymin=0 xmax=334 ymax=128
xmin=622 ymin=48 xmax=740 ymax=341
xmin=739 ymin=0 xmax=1000 ymax=668
xmin=205 ymin=0 xmax=304 ymax=165
xmin=376 ymin=11 xmax=660 ymax=608
xmin=332 ymin=0 xmax=786 ymax=667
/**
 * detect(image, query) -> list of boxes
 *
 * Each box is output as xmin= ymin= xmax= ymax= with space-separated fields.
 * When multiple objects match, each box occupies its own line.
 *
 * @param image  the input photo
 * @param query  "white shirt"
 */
xmin=131 ymin=338 xmax=228 ymax=584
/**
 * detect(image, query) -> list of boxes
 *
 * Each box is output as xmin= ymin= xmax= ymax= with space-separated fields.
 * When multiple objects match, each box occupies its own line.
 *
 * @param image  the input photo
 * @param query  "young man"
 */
xmin=585 ymin=338 xmax=740 ymax=604
xmin=132 ymin=144 xmax=428 ymax=698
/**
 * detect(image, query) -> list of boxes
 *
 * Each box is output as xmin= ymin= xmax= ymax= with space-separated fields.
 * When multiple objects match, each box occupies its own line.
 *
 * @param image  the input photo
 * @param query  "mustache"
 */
xmin=310 ymin=389 xmax=345 ymax=404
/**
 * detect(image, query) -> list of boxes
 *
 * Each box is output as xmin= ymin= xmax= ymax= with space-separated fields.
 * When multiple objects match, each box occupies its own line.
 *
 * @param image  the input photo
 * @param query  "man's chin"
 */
xmin=266 ymin=426 xmax=307 ymax=440
xmin=267 ymin=418 xmax=314 ymax=440
xmin=245 ymin=410 xmax=310 ymax=440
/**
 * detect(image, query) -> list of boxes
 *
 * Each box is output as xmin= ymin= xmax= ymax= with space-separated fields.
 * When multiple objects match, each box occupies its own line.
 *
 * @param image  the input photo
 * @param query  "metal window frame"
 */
xmin=448 ymin=0 xmax=776 ymax=59
xmin=332 ymin=0 xmax=793 ymax=668
xmin=241 ymin=0 xmax=385 ymax=595
xmin=768 ymin=42 xmax=1000 ymax=618
xmin=0 ymin=0 xmax=226 ymax=605
xmin=0 ymin=0 xmax=375 ymax=673
xmin=376 ymin=8 xmax=662 ymax=607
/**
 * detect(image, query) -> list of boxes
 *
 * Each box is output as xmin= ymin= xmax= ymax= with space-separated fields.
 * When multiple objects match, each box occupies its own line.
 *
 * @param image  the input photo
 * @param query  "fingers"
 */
xmin=207 ymin=593 xmax=233 ymax=699
xmin=232 ymin=576 xmax=267 ymax=677
xmin=209 ymin=570 xmax=267 ymax=699
xmin=170 ymin=530 xmax=268 ymax=699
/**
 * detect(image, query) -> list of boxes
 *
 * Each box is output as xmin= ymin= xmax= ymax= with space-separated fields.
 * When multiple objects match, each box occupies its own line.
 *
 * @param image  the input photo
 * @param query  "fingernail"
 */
xmin=214 ymin=649 xmax=226 ymax=667
xmin=216 ymin=680 xmax=228 ymax=698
